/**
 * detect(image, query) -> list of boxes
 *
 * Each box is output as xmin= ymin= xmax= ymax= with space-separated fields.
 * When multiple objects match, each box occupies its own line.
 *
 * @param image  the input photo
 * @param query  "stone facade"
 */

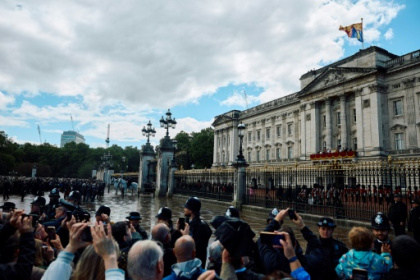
xmin=212 ymin=46 xmax=420 ymax=167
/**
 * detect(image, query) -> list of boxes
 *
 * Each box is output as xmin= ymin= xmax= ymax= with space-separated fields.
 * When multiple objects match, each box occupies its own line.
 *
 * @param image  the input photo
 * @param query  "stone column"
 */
xmin=167 ymin=163 xmax=178 ymax=197
xmin=293 ymin=109 xmax=300 ymax=159
xmin=325 ymin=99 xmax=332 ymax=150
xmin=310 ymin=102 xmax=319 ymax=153
xmin=138 ymin=142 xmax=155 ymax=192
xmin=212 ymin=130 xmax=218 ymax=166
xmin=300 ymin=104 xmax=307 ymax=159
xmin=340 ymin=95 xmax=348 ymax=149
xmin=355 ymin=88 xmax=365 ymax=155
xmin=155 ymin=136 xmax=174 ymax=197
xmin=233 ymin=165 xmax=247 ymax=209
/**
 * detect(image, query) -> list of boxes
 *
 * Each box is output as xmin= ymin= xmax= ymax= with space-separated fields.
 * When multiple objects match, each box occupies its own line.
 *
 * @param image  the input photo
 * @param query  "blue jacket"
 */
xmin=164 ymin=258 xmax=205 ymax=280
xmin=335 ymin=249 xmax=392 ymax=280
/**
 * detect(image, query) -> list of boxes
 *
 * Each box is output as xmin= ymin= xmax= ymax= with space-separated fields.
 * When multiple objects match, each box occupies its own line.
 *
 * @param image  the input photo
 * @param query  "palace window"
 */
xmin=394 ymin=100 xmax=403 ymax=116
xmin=266 ymin=149 xmax=270 ymax=160
xmin=276 ymin=148 xmax=281 ymax=159
xmin=276 ymin=125 xmax=281 ymax=137
xmin=248 ymin=151 xmax=251 ymax=161
xmin=337 ymin=112 xmax=341 ymax=125
xmin=337 ymin=139 xmax=341 ymax=150
xmin=287 ymin=147 xmax=293 ymax=159
xmin=323 ymin=115 xmax=326 ymax=128
xmin=353 ymin=109 xmax=357 ymax=123
xmin=256 ymin=150 xmax=260 ymax=161
xmin=266 ymin=128 xmax=271 ymax=140
xmin=353 ymin=138 xmax=357 ymax=151
xmin=287 ymin=124 xmax=292 ymax=135
xmin=248 ymin=132 xmax=252 ymax=142
xmin=395 ymin=133 xmax=404 ymax=150
xmin=257 ymin=130 xmax=261 ymax=141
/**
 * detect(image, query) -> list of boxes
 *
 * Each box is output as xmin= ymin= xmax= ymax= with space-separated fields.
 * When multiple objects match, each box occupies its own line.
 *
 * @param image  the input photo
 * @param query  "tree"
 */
xmin=190 ymin=127 xmax=214 ymax=169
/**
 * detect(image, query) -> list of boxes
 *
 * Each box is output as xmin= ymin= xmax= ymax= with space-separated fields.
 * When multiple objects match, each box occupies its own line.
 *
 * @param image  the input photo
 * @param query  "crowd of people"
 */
xmin=1 ymin=184 xmax=420 ymax=280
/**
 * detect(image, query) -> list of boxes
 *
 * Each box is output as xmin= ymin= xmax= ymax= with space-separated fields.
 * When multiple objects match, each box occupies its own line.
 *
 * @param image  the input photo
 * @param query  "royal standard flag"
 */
xmin=339 ymin=22 xmax=363 ymax=42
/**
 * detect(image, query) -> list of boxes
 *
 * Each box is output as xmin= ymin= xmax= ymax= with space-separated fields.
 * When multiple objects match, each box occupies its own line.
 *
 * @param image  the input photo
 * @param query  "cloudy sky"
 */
xmin=1 ymin=0 xmax=419 ymax=149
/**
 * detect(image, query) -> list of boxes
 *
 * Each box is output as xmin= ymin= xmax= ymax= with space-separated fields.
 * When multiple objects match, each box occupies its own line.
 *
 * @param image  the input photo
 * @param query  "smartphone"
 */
xmin=46 ymin=226 xmax=56 ymax=240
xmin=260 ymin=231 xmax=285 ymax=245
xmin=22 ymin=214 xmax=39 ymax=228
xmin=81 ymin=226 xmax=93 ymax=242
xmin=288 ymin=209 xmax=297 ymax=220
xmin=352 ymin=268 xmax=368 ymax=280
xmin=66 ymin=211 xmax=73 ymax=221
xmin=178 ymin=218 xmax=185 ymax=230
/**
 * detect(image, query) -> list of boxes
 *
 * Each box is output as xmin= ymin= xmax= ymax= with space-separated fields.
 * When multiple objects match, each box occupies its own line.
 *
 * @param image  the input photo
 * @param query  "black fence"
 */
xmin=174 ymin=158 xmax=420 ymax=221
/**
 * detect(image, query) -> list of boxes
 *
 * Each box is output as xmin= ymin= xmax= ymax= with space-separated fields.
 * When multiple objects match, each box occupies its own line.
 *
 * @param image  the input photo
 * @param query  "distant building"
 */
xmin=212 ymin=46 xmax=420 ymax=167
xmin=60 ymin=131 xmax=85 ymax=147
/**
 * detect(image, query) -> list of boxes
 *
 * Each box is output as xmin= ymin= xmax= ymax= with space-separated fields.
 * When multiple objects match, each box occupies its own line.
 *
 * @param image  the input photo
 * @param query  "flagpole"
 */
xmin=361 ymin=17 xmax=364 ymax=49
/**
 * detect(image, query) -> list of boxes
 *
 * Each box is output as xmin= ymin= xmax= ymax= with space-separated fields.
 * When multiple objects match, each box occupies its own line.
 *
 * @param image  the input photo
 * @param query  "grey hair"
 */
xmin=208 ymin=240 xmax=223 ymax=264
xmin=151 ymin=223 xmax=170 ymax=243
xmin=128 ymin=240 xmax=164 ymax=280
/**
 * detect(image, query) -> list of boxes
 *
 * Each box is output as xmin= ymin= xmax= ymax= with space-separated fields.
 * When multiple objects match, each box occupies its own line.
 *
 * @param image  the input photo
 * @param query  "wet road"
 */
xmin=3 ymin=190 xmax=358 ymax=248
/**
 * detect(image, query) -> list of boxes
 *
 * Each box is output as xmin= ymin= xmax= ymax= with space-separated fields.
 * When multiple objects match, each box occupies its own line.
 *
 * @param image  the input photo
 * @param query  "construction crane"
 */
xmin=70 ymin=115 xmax=75 ymax=131
xmin=37 ymin=125 xmax=42 ymax=144
xmin=105 ymin=124 xmax=110 ymax=149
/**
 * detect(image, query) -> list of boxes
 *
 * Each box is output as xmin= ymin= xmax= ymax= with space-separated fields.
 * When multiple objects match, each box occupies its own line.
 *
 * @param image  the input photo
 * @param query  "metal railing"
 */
xmin=174 ymin=158 xmax=420 ymax=221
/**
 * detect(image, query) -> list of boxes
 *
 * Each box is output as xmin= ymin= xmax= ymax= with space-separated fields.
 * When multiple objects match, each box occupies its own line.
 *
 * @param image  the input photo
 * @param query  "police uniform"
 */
xmin=371 ymin=212 xmax=392 ymax=254
xmin=388 ymin=194 xmax=407 ymax=236
xmin=44 ymin=188 xmax=61 ymax=221
xmin=408 ymin=199 xmax=420 ymax=243
xmin=184 ymin=197 xmax=212 ymax=269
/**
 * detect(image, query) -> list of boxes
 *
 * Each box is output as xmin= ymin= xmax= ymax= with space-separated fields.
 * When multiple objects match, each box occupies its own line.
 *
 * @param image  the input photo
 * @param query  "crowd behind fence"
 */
xmin=174 ymin=158 xmax=420 ymax=221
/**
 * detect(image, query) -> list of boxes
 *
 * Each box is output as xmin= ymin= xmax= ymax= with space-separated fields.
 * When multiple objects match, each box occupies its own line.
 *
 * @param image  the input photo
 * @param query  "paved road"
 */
xmin=3 ymin=190 xmax=355 ymax=248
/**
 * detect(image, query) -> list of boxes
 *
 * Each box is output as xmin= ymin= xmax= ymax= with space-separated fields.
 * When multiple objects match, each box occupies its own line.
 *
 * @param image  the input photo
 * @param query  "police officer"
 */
xmin=371 ymin=212 xmax=392 ymax=254
xmin=30 ymin=196 xmax=46 ymax=216
xmin=183 ymin=197 xmax=212 ymax=268
xmin=68 ymin=190 xmax=82 ymax=207
xmin=313 ymin=217 xmax=348 ymax=280
xmin=225 ymin=206 xmax=240 ymax=219
xmin=156 ymin=207 xmax=181 ymax=247
xmin=388 ymin=193 xmax=407 ymax=236
xmin=408 ymin=199 xmax=420 ymax=243
xmin=44 ymin=188 xmax=61 ymax=221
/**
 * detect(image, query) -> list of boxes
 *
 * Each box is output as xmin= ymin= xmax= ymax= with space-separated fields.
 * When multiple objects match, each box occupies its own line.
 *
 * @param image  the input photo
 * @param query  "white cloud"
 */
xmin=220 ymin=92 xmax=260 ymax=108
xmin=0 ymin=0 xmax=405 ymax=146
xmin=384 ymin=28 xmax=394 ymax=40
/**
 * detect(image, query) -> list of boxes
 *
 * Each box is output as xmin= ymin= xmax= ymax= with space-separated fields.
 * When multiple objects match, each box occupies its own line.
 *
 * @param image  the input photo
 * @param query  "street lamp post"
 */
xmin=237 ymin=122 xmax=246 ymax=164
xmin=233 ymin=122 xmax=248 ymax=209
xmin=101 ymin=151 xmax=113 ymax=192
xmin=160 ymin=109 xmax=177 ymax=136
xmin=142 ymin=120 xmax=156 ymax=143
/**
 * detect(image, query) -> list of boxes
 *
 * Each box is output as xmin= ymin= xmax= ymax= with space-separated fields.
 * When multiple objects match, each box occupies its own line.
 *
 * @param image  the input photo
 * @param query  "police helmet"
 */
xmin=32 ymin=196 xmax=46 ymax=207
xmin=68 ymin=191 xmax=82 ymax=202
xmin=184 ymin=197 xmax=201 ymax=213
xmin=371 ymin=212 xmax=390 ymax=230
xmin=49 ymin=188 xmax=60 ymax=198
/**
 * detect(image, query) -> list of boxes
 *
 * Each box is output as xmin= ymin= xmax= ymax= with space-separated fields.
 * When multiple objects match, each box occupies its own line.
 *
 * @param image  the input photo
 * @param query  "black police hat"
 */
xmin=58 ymin=198 xmax=76 ymax=212
xmin=68 ymin=191 xmax=82 ymax=202
xmin=184 ymin=197 xmax=201 ymax=213
xmin=32 ymin=196 xmax=46 ymax=207
xmin=126 ymin=211 xmax=142 ymax=220
xmin=210 ymin=215 xmax=239 ymax=230
xmin=96 ymin=205 xmax=111 ymax=217
xmin=225 ymin=206 xmax=240 ymax=218
xmin=214 ymin=219 xmax=255 ymax=259
xmin=412 ymin=199 xmax=420 ymax=205
xmin=371 ymin=212 xmax=390 ymax=230
xmin=0 ymin=202 xmax=16 ymax=212
xmin=156 ymin=207 xmax=172 ymax=220
xmin=49 ymin=188 xmax=60 ymax=198
xmin=317 ymin=217 xmax=337 ymax=228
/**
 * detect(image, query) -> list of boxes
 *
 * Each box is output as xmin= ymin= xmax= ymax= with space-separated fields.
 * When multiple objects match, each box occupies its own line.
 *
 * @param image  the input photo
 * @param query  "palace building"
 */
xmin=212 ymin=46 xmax=420 ymax=167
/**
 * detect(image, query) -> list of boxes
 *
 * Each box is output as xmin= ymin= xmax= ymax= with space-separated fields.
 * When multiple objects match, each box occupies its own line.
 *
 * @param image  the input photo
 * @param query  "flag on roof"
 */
xmin=339 ymin=22 xmax=363 ymax=42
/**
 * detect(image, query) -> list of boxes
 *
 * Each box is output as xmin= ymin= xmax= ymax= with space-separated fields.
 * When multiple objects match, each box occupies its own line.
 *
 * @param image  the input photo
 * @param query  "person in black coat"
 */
xmin=385 ymin=235 xmax=420 ymax=280
xmin=408 ymin=199 xmax=420 ymax=243
xmin=183 ymin=197 xmax=212 ymax=269
xmin=388 ymin=194 xmax=407 ymax=236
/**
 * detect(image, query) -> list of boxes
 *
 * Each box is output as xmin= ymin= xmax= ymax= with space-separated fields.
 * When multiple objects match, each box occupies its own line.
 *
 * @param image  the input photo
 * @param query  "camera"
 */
xmin=288 ymin=209 xmax=297 ymax=220
xmin=22 ymin=214 xmax=39 ymax=228
xmin=178 ymin=218 xmax=186 ymax=230
xmin=81 ymin=226 xmax=93 ymax=242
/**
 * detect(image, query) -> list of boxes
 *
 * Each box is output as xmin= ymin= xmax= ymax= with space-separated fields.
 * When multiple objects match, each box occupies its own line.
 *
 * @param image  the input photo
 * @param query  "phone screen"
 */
xmin=178 ymin=218 xmax=185 ymax=230
xmin=260 ymin=231 xmax=285 ymax=245
xmin=352 ymin=268 xmax=368 ymax=280
xmin=288 ymin=209 xmax=297 ymax=220
xmin=81 ymin=226 xmax=93 ymax=242
xmin=47 ymin=226 xmax=56 ymax=240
